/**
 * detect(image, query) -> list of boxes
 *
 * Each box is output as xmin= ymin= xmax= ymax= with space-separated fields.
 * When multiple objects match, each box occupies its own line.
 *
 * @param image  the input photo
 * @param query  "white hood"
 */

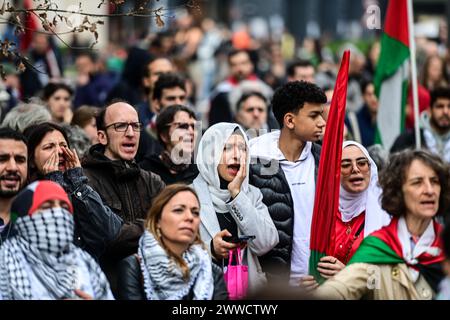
xmin=249 ymin=130 xmax=284 ymax=161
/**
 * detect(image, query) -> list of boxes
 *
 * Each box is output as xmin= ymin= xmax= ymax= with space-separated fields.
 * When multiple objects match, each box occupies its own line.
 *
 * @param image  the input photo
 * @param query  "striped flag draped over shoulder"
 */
xmin=309 ymin=51 xmax=350 ymax=283
xmin=374 ymin=0 xmax=410 ymax=150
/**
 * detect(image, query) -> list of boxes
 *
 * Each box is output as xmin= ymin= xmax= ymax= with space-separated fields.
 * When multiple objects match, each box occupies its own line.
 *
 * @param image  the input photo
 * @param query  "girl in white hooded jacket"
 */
xmin=192 ymin=123 xmax=279 ymax=294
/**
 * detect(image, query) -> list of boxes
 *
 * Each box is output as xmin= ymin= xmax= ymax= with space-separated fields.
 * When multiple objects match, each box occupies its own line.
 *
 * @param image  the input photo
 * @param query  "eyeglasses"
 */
xmin=104 ymin=122 xmax=143 ymax=132
xmin=341 ymin=158 xmax=370 ymax=176
xmin=167 ymin=122 xmax=196 ymax=130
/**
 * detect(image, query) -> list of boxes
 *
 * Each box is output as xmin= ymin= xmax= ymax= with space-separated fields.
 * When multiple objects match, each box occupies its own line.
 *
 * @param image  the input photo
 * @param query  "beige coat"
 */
xmin=315 ymin=262 xmax=435 ymax=300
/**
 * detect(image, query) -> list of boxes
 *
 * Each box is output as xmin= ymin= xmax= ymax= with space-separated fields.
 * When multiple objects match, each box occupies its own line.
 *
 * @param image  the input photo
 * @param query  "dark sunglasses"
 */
xmin=167 ymin=122 xmax=196 ymax=130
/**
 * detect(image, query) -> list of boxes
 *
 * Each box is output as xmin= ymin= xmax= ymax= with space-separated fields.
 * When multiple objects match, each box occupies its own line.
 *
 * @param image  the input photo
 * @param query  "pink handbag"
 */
xmin=223 ymin=247 xmax=248 ymax=300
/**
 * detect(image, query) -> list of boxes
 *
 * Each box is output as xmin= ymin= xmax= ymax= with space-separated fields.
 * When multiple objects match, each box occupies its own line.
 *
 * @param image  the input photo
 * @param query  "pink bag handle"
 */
xmin=228 ymin=249 xmax=234 ymax=267
xmin=228 ymin=247 xmax=243 ymax=267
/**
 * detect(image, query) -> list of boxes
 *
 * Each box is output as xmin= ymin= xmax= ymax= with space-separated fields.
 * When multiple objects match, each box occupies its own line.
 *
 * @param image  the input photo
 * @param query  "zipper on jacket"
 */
xmin=124 ymin=162 xmax=137 ymax=222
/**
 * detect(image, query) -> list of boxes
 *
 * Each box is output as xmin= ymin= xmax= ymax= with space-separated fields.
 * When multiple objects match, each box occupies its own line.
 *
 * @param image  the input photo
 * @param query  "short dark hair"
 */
xmin=156 ymin=104 xmax=197 ymax=146
xmin=96 ymin=99 xmax=130 ymax=131
xmin=75 ymin=51 xmax=98 ymax=63
xmin=287 ymin=60 xmax=314 ymax=78
xmin=379 ymin=149 xmax=450 ymax=218
xmin=23 ymin=122 xmax=70 ymax=178
xmin=236 ymin=91 xmax=267 ymax=112
xmin=42 ymin=82 xmax=73 ymax=101
xmin=0 ymin=127 xmax=28 ymax=145
xmin=360 ymin=79 xmax=374 ymax=95
xmin=227 ymin=48 xmax=251 ymax=64
xmin=152 ymin=73 xmax=186 ymax=101
xmin=71 ymin=106 xmax=100 ymax=128
xmin=142 ymin=56 xmax=173 ymax=78
xmin=271 ymin=81 xmax=327 ymax=127
xmin=430 ymin=87 xmax=450 ymax=108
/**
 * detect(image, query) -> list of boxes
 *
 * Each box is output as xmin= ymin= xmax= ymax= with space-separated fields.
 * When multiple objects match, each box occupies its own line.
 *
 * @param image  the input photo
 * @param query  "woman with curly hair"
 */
xmin=315 ymin=149 xmax=450 ymax=299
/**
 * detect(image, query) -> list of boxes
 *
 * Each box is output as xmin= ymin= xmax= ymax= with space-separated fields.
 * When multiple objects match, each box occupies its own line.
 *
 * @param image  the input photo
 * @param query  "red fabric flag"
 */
xmin=309 ymin=51 xmax=350 ymax=283
xmin=19 ymin=0 xmax=39 ymax=53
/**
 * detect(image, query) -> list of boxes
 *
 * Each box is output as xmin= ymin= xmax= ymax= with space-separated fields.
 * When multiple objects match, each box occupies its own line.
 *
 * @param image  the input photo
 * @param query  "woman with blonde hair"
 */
xmin=117 ymin=184 xmax=228 ymax=300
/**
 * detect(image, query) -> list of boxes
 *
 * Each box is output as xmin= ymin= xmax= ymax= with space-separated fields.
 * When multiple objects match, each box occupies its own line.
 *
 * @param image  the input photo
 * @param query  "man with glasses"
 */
xmin=82 ymin=100 xmax=165 ymax=295
xmin=139 ymin=104 xmax=199 ymax=185
xmin=391 ymin=86 xmax=450 ymax=162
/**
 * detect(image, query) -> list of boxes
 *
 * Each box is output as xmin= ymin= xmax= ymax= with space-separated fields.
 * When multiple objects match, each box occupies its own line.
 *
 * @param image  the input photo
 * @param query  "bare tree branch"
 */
xmin=0 ymin=0 xmax=201 ymax=78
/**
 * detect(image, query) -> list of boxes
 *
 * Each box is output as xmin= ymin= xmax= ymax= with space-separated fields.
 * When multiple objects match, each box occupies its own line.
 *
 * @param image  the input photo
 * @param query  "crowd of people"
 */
xmin=0 ymin=9 xmax=450 ymax=300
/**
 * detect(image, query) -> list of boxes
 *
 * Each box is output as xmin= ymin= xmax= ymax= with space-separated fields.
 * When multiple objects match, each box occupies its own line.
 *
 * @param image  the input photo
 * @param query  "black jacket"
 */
xmin=83 ymin=144 xmax=165 ymax=224
xmin=0 ymin=221 xmax=16 ymax=245
xmin=135 ymin=130 xmax=163 ymax=163
xmin=82 ymin=144 xmax=165 ymax=295
xmin=45 ymin=168 xmax=123 ymax=260
xmin=116 ymin=254 xmax=228 ymax=300
xmin=390 ymin=128 xmax=427 ymax=153
xmin=139 ymin=154 xmax=199 ymax=185
xmin=249 ymin=142 xmax=321 ymax=283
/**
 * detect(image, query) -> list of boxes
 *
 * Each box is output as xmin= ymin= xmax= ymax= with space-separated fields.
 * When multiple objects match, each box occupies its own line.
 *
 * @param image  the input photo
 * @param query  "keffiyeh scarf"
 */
xmin=0 ymin=208 xmax=112 ymax=300
xmin=138 ymin=230 xmax=214 ymax=300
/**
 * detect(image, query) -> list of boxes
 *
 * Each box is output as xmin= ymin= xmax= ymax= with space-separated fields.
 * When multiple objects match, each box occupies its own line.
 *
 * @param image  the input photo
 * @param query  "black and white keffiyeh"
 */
xmin=0 ymin=208 xmax=112 ymax=300
xmin=138 ymin=230 xmax=214 ymax=300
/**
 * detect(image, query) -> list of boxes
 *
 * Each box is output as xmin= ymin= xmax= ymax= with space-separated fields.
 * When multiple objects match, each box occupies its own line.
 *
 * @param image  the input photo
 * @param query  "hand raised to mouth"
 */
xmin=227 ymin=153 xmax=247 ymax=199
xmin=42 ymin=150 xmax=61 ymax=174
xmin=61 ymin=147 xmax=81 ymax=170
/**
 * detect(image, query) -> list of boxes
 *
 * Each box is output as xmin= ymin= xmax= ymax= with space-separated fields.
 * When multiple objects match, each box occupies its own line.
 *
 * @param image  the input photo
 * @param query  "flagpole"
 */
xmin=407 ymin=0 xmax=421 ymax=149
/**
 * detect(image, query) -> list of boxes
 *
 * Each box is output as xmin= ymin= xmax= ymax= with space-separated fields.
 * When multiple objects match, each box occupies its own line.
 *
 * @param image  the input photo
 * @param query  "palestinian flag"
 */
xmin=374 ymin=0 xmax=410 ymax=150
xmin=309 ymin=51 xmax=350 ymax=283
xmin=349 ymin=217 xmax=445 ymax=292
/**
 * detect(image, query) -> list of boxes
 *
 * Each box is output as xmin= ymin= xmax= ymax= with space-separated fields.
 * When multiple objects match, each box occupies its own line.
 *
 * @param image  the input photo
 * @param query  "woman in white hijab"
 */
xmin=192 ymin=123 xmax=279 ymax=294
xmin=308 ymin=141 xmax=391 ymax=284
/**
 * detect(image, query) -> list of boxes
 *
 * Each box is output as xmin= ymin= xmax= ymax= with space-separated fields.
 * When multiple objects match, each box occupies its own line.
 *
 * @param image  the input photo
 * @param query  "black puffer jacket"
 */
xmin=116 ymin=254 xmax=228 ymax=300
xmin=249 ymin=142 xmax=321 ymax=283
xmin=139 ymin=153 xmax=199 ymax=185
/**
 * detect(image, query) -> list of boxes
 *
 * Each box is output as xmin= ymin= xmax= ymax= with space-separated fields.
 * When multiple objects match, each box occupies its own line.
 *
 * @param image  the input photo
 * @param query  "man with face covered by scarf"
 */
xmin=0 ymin=180 xmax=113 ymax=300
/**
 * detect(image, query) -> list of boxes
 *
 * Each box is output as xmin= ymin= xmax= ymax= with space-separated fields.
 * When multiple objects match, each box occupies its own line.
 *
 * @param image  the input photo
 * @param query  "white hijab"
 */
xmin=339 ymin=141 xmax=391 ymax=236
xmin=195 ymin=123 xmax=251 ymax=213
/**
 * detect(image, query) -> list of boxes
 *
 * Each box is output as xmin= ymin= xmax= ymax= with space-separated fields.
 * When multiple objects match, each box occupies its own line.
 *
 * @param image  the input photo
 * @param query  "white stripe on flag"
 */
xmin=377 ymin=60 xmax=409 ymax=150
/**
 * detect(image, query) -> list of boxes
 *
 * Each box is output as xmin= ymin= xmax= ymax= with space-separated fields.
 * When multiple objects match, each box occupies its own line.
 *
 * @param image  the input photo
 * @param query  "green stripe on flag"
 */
xmin=309 ymin=250 xmax=327 ymax=284
xmin=348 ymin=236 xmax=403 ymax=265
xmin=374 ymin=33 xmax=410 ymax=98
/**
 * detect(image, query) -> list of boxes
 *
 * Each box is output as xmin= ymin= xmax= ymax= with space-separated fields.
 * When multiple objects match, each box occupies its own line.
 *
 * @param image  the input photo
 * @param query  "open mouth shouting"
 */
xmin=227 ymin=163 xmax=241 ymax=176
xmin=419 ymin=199 xmax=437 ymax=210
xmin=121 ymin=142 xmax=137 ymax=154
xmin=58 ymin=158 xmax=66 ymax=171
xmin=348 ymin=176 xmax=365 ymax=187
